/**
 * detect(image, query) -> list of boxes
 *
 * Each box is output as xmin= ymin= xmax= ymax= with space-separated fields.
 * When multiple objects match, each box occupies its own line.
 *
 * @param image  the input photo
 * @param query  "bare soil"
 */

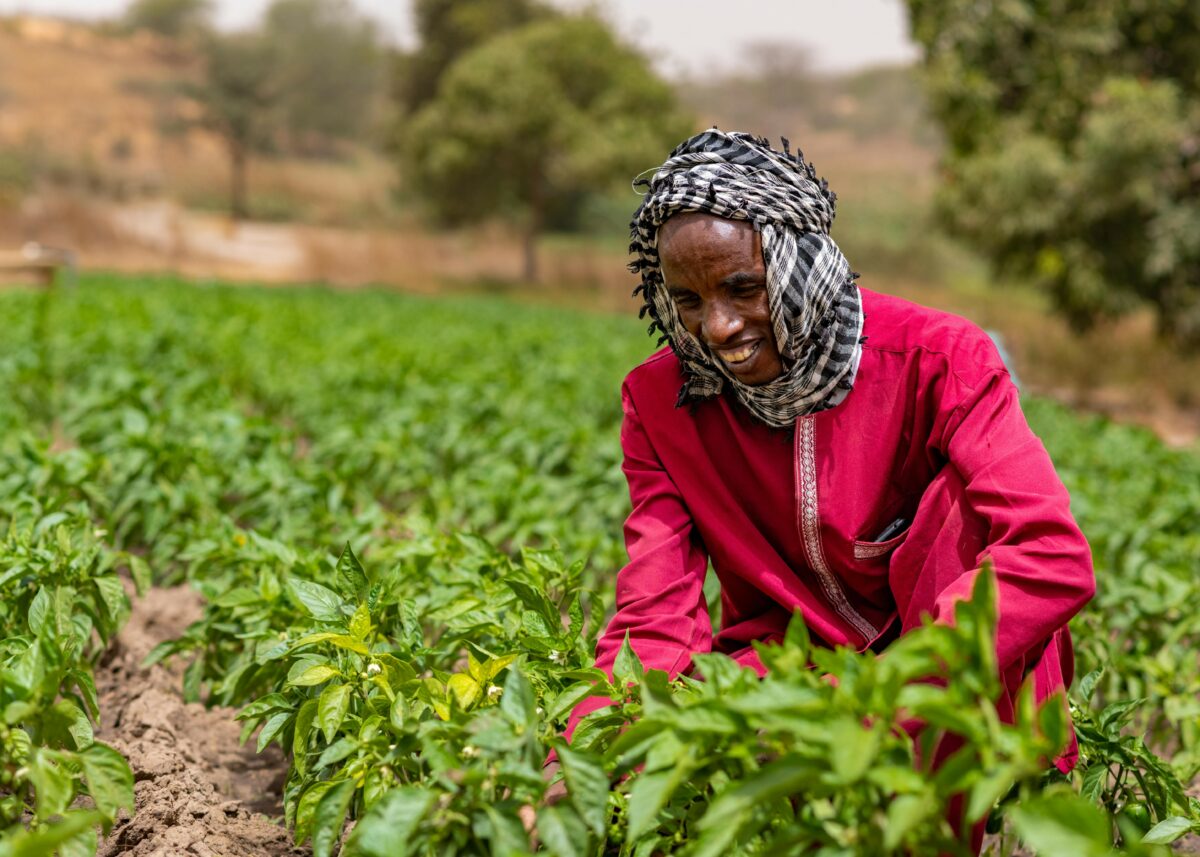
xmin=93 ymin=586 xmax=301 ymax=857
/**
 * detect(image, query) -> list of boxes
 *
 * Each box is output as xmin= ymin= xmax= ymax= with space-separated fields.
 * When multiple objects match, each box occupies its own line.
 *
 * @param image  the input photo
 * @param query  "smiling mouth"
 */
xmin=714 ymin=340 xmax=761 ymax=366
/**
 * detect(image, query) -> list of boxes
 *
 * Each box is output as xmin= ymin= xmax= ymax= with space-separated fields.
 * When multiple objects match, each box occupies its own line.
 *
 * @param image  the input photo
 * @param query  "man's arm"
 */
xmin=565 ymin=381 xmax=713 ymax=737
xmin=925 ymin=354 xmax=1095 ymax=671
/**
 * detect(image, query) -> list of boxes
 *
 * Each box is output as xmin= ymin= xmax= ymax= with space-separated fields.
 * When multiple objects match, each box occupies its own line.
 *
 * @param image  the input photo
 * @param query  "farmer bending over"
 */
xmin=558 ymin=130 xmax=1096 ymax=848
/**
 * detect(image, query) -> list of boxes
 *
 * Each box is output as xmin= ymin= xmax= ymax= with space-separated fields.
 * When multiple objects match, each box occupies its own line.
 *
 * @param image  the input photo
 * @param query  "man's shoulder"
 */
xmin=624 ymin=347 xmax=684 ymax=392
xmin=860 ymin=287 xmax=1006 ymax=376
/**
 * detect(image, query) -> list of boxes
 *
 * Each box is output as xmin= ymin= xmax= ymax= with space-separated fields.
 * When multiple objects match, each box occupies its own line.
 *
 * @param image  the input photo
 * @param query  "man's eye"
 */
xmin=733 ymin=283 xmax=765 ymax=298
xmin=672 ymin=293 xmax=700 ymax=308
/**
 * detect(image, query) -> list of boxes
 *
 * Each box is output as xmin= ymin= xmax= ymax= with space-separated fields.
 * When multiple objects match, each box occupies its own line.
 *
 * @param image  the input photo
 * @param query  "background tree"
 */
xmin=263 ymin=0 xmax=383 ymax=154
xmin=906 ymin=1 xmax=1200 ymax=347
xmin=404 ymin=15 xmax=691 ymax=282
xmin=393 ymin=0 xmax=551 ymax=119
xmin=192 ymin=32 xmax=279 ymax=219
xmin=122 ymin=0 xmax=212 ymax=38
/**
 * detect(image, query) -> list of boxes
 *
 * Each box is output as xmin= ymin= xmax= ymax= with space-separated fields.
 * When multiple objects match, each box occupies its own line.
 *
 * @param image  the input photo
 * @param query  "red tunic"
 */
xmin=569 ymin=288 xmax=1095 ymax=757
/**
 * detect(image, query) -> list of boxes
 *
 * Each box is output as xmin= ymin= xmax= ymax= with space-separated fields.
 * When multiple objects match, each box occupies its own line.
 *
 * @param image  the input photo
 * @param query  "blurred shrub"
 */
xmin=0 ymin=149 xmax=32 ymax=205
xmin=122 ymin=0 xmax=212 ymax=39
xmin=906 ymin=1 xmax=1200 ymax=348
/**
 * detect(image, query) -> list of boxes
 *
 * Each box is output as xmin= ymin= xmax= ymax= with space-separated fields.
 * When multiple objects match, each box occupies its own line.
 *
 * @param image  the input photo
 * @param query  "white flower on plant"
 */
xmin=461 ymin=745 xmax=479 ymax=759
xmin=487 ymin=684 xmax=502 ymax=699
xmin=366 ymin=662 xmax=382 ymax=676
xmin=549 ymin=650 xmax=566 ymax=664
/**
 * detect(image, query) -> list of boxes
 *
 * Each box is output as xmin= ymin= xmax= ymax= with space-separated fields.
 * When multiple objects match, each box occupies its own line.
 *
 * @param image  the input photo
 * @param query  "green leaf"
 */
xmin=506 ymin=578 xmax=559 ymax=628
xmin=93 ymin=575 xmax=129 ymax=627
xmin=1077 ymin=667 xmax=1103 ymax=703
xmin=293 ymin=698 xmax=319 ymax=775
xmin=291 ymin=631 xmax=369 ymax=655
xmin=0 ymin=810 xmax=106 ymax=857
xmin=375 ymin=654 xmax=418 ymax=685
xmin=624 ymin=766 xmax=683 ymax=841
xmin=783 ymin=609 xmax=811 ymax=655
xmin=182 ymin=653 xmax=204 ymax=703
xmin=50 ymin=698 xmax=93 ymax=749
xmin=337 ymin=543 xmax=370 ymax=596
xmin=28 ymin=587 xmax=50 ymax=635
xmin=349 ymin=603 xmax=372 ymax=641
xmin=79 ymin=742 xmax=135 ymax=820
xmin=612 ymin=634 xmax=644 ymax=688
xmin=966 ymin=764 xmax=1017 ymax=824
xmin=499 ymin=667 xmax=536 ymax=726
xmin=295 ymin=781 xmax=337 ymax=846
xmin=212 ymin=587 xmax=261 ymax=608
xmin=257 ymin=711 xmax=291 ymax=752
xmin=312 ymin=778 xmax=356 ymax=857
xmin=535 ymin=804 xmax=590 ymax=857
xmin=1142 ymin=815 xmax=1196 ymax=845
xmin=316 ymin=736 xmax=358 ymax=770
xmin=126 ymin=554 xmax=152 ymax=595
xmin=29 ymin=748 xmax=75 ymax=818
xmin=288 ymin=576 xmax=344 ymax=622
xmin=557 ymin=742 xmax=609 ymax=837
xmin=669 ymin=704 xmax=741 ymax=735
xmin=70 ymin=667 xmax=100 ymax=720
xmin=883 ymin=793 xmax=936 ymax=850
xmin=828 ymin=718 xmax=880 ymax=784
xmin=482 ymin=653 xmax=517 ymax=681
xmin=344 ymin=786 xmax=437 ymax=857
xmin=1100 ymin=698 xmax=1145 ymax=736
xmin=238 ymin=692 xmax=290 ymax=722
xmin=547 ymin=681 xmax=602 ymax=724
xmin=288 ymin=664 xmax=341 ymax=688
xmin=447 ymin=673 xmax=482 ymax=710
xmin=482 ymin=803 xmax=531 ymax=856
xmin=318 ymin=683 xmax=352 ymax=744
xmin=694 ymin=757 xmax=817 ymax=853
xmin=1009 ymin=790 xmax=1115 ymax=857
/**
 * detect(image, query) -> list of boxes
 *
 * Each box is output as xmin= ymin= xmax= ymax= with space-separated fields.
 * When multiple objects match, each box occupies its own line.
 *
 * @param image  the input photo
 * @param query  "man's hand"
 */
xmin=518 ymin=761 xmax=568 ymax=835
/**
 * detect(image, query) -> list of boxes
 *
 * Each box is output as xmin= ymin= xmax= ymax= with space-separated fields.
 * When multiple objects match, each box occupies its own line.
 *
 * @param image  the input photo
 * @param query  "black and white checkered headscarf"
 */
xmin=629 ymin=129 xmax=864 ymax=428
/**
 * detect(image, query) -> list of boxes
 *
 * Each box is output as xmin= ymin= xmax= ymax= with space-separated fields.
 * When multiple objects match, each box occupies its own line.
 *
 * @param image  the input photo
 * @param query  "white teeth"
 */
xmin=718 ymin=343 xmax=757 ymax=364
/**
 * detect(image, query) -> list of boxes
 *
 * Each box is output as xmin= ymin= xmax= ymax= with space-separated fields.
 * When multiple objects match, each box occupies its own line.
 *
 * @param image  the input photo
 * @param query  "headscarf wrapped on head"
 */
xmin=628 ymin=129 xmax=865 ymax=429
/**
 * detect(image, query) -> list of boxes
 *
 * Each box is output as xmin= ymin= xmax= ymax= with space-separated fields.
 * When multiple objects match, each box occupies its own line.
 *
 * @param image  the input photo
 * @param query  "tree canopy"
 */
xmin=264 ymin=0 xmax=383 ymax=151
xmin=403 ymin=15 xmax=692 ymax=281
xmin=906 ymin=0 xmax=1200 ymax=346
xmin=182 ymin=0 xmax=384 ymax=217
xmin=192 ymin=31 xmax=279 ymax=218
xmin=394 ymin=0 xmax=552 ymax=118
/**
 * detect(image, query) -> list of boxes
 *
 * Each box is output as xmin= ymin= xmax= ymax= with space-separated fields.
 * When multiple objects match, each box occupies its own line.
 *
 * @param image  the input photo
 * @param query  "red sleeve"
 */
xmin=929 ymin=363 xmax=1095 ymax=672
xmin=565 ymin=381 xmax=713 ymax=737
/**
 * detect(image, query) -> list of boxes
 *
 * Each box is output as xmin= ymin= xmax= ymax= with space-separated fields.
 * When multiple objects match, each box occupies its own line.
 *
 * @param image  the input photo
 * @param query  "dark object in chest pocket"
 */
xmin=852 ymin=526 xmax=911 ymax=561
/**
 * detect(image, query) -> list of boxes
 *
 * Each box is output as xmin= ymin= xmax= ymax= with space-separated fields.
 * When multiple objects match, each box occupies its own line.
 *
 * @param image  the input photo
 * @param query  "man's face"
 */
xmin=658 ymin=213 xmax=784 ymax=386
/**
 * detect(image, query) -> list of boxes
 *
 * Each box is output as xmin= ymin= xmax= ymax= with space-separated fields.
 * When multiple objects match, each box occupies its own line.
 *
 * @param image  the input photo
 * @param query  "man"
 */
xmin=556 ymin=129 xmax=1095 ymax=849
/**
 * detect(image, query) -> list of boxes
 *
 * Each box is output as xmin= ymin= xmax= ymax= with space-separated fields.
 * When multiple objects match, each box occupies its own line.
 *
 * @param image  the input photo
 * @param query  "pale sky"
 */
xmin=0 ymin=0 xmax=917 ymax=74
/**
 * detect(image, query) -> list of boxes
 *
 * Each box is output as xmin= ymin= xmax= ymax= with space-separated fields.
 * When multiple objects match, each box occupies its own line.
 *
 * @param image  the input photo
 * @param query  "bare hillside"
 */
xmin=0 ymin=16 xmax=393 ymax=223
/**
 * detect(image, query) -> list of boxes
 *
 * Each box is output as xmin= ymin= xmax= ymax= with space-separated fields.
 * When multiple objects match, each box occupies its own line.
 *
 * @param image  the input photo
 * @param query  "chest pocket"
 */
xmin=852 ymin=527 xmax=911 ymax=562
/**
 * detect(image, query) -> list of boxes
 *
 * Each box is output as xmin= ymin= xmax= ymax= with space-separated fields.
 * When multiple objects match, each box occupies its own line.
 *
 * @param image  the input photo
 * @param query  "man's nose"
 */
xmin=701 ymin=300 xmax=744 ymax=345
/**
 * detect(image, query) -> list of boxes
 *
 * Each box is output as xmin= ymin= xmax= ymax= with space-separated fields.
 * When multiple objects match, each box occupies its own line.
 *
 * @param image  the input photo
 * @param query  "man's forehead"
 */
xmin=659 ymin=212 xmax=754 ymax=246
